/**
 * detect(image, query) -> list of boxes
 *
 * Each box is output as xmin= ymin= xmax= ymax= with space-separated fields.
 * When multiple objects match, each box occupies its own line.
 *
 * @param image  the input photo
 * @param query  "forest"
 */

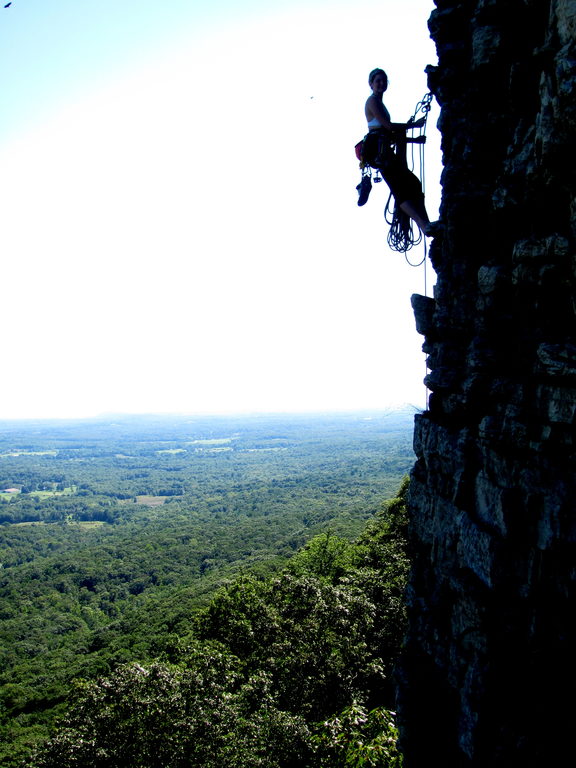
xmin=0 ymin=410 xmax=415 ymax=766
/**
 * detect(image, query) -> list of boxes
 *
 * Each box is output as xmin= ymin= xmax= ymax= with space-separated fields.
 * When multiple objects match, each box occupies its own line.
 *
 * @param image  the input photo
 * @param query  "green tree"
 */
xmin=312 ymin=702 xmax=403 ymax=767
xmin=25 ymin=651 xmax=312 ymax=768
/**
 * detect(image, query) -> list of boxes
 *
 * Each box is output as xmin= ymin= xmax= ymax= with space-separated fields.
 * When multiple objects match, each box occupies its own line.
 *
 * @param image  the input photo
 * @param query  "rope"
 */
xmin=404 ymin=93 xmax=434 ymax=410
xmin=386 ymin=92 xmax=433 ymax=263
xmin=385 ymin=196 xmax=423 ymax=255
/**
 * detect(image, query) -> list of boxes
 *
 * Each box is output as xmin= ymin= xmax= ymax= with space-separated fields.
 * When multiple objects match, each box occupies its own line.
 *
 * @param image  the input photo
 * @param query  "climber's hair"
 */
xmin=368 ymin=68 xmax=388 ymax=89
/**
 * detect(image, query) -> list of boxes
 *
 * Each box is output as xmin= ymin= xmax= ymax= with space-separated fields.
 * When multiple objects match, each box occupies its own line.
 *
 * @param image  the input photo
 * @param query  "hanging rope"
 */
xmin=385 ymin=92 xmax=433 ymax=261
xmin=411 ymin=93 xmax=434 ymax=409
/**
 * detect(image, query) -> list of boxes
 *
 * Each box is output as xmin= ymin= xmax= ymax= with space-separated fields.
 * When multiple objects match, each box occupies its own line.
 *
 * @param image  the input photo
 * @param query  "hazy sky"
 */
xmin=0 ymin=0 xmax=441 ymax=419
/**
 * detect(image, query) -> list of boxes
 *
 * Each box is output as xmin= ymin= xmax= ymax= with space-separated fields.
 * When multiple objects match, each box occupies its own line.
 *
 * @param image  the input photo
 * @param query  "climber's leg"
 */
xmin=399 ymin=199 xmax=430 ymax=234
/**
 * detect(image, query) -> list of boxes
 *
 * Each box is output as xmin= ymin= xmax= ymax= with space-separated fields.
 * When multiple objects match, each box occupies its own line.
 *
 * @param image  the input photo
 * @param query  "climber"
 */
xmin=359 ymin=68 xmax=433 ymax=236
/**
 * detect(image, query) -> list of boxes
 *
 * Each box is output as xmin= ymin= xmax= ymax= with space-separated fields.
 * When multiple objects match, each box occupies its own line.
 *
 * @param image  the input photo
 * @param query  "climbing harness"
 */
xmin=356 ymin=92 xmax=434 ymax=265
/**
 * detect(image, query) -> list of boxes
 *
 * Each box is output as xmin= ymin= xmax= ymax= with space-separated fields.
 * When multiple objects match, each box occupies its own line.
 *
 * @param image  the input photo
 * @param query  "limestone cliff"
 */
xmin=401 ymin=1 xmax=576 ymax=764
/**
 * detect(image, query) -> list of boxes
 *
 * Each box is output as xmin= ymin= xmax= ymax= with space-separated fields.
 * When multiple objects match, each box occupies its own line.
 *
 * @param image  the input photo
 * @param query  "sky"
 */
xmin=0 ymin=0 xmax=441 ymax=420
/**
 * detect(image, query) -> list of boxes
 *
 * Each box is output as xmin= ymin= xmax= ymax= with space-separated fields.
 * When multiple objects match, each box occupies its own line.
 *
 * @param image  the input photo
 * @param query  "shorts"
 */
xmin=362 ymin=131 xmax=423 ymax=206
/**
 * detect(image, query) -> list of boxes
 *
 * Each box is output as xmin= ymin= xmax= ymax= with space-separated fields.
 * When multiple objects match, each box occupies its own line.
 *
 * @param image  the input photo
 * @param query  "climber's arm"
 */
xmin=392 ymin=117 xmax=426 ymax=132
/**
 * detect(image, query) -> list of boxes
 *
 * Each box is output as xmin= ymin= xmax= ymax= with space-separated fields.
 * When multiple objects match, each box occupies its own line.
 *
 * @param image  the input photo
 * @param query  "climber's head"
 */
xmin=368 ymin=68 xmax=388 ymax=93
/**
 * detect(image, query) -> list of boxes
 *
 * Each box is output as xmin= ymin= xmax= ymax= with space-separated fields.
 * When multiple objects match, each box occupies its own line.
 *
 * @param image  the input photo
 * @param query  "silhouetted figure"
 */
xmin=362 ymin=68 xmax=432 ymax=236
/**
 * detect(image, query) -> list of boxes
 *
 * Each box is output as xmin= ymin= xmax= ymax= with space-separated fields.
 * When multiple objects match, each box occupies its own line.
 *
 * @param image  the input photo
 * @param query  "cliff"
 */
xmin=401 ymin=0 xmax=576 ymax=764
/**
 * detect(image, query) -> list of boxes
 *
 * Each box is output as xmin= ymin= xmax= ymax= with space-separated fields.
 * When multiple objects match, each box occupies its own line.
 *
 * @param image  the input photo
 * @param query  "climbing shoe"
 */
xmin=356 ymin=175 xmax=372 ymax=206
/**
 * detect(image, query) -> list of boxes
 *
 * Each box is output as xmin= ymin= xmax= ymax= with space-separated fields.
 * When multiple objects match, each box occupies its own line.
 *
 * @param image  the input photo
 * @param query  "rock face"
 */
xmin=400 ymin=1 xmax=576 ymax=764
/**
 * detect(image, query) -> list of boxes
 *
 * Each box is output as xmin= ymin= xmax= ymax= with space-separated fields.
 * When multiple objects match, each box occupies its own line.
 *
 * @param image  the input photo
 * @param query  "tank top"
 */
xmin=367 ymin=104 xmax=391 ymax=131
